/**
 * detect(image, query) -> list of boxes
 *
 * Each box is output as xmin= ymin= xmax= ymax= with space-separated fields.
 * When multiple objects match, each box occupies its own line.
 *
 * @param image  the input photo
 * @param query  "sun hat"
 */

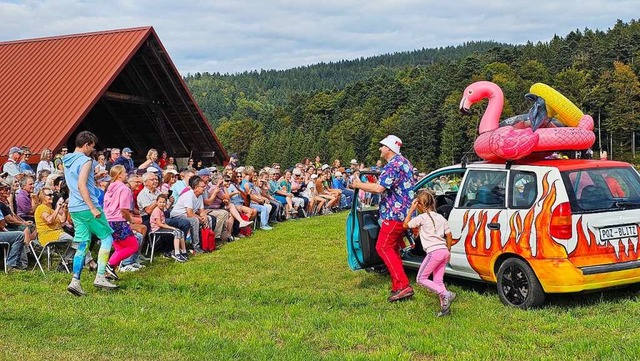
xmin=350 ymin=159 xmax=358 ymax=165
xmin=379 ymin=135 xmax=402 ymax=155
xmin=321 ymin=164 xmax=330 ymax=171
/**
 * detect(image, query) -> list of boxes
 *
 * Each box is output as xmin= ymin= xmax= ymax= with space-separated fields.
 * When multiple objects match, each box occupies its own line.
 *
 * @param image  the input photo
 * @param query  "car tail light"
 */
xmin=550 ymin=202 xmax=572 ymax=239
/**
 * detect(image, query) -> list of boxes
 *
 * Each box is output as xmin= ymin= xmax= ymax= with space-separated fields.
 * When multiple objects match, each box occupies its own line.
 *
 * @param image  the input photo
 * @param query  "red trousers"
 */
xmin=376 ymin=219 xmax=410 ymax=291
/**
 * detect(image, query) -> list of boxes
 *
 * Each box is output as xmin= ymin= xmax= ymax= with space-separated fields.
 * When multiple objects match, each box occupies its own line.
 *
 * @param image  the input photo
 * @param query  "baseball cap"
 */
xmin=350 ymin=159 xmax=358 ymax=165
xmin=335 ymin=171 xmax=342 ymax=177
xmin=122 ymin=147 xmax=133 ymax=154
xmin=197 ymin=168 xmax=212 ymax=177
xmin=8 ymin=146 xmax=22 ymax=155
xmin=321 ymin=164 xmax=330 ymax=171
xmin=164 ymin=169 xmax=178 ymax=175
xmin=146 ymin=167 xmax=159 ymax=173
xmin=311 ymin=174 xmax=318 ymax=179
xmin=379 ymin=135 xmax=402 ymax=155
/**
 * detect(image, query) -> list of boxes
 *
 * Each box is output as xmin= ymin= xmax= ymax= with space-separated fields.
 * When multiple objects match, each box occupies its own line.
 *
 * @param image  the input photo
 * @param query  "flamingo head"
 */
xmin=459 ymin=81 xmax=504 ymax=115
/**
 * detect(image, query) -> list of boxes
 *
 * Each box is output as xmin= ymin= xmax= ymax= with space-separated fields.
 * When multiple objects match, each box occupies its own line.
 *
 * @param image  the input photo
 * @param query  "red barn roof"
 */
xmin=0 ymin=26 xmax=228 ymax=164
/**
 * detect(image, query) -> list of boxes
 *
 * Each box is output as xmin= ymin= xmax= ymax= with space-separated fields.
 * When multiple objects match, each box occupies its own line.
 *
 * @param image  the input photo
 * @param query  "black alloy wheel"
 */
xmin=497 ymin=258 xmax=545 ymax=309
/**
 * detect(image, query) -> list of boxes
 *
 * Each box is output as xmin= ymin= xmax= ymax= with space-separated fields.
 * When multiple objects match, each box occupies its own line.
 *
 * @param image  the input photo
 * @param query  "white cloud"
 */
xmin=0 ymin=0 xmax=638 ymax=74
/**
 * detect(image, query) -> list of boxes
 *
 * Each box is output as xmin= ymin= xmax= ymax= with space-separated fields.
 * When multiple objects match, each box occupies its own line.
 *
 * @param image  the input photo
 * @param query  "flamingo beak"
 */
xmin=460 ymin=97 xmax=472 ymax=115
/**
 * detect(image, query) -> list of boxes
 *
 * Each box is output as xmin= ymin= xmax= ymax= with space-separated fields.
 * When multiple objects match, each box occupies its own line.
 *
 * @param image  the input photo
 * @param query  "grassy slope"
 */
xmin=1 ymin=213 xmax=639 ymax=360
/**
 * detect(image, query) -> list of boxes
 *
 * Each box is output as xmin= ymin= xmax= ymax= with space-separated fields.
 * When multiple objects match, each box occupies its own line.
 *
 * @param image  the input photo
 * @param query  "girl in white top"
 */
xmin=404 ymin=190 xmax=456 ymax=317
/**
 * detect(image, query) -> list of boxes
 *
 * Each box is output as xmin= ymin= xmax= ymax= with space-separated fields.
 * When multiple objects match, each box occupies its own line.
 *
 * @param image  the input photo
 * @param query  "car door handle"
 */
xmin=487 ymin=223 xmax=500 ymax=230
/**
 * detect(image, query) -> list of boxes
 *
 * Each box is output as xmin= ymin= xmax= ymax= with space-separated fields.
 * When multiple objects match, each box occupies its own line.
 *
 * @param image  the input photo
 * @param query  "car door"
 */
xmin=449 ymin=168 xmax=509 ymax=279
xmin=346 ymin=172 xmax=383 ymax=270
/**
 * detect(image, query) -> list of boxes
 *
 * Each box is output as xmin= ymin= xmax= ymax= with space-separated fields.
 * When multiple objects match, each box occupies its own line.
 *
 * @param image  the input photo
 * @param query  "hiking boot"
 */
xmin=105 ymin=264 xmax=119 ymax=281
xmin=67 ymin=278 xmax=86 ymax=297
xmin=387 ymin=286 xmax=415 ymax=302
xmin=441 ymin=291 xmax=457 ymax=313
xmin=239 ymin=220 xmax=253 ymax=228
xmin=93 ymin=275 xmax=118 ymax=290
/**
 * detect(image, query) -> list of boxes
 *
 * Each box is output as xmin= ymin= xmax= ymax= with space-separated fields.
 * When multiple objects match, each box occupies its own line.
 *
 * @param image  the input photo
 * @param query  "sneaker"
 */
xmin=193 ymin=247 xmax=205 ymax=254
xmin=441 ymin=291 xmax=457 ymax=313
xmin=161 ymin=251 xmax=172 ymax=258
xmin=67 ymin=278 xmax=85 ymax=297
xmin=131 ymin=262 xmax=145 ymax=269
xmin=93 ymin=275 xmax=118 ymax=290
xmin=387 ymin=286 xmax=415 ymax=302
xmin=138 ymin=254 xmax=152 ymax=262
xmin=239 ymin=220 xmax=253 ymax=228
xmin=170 ymin=253 xmax=186 ymax=263
xmin=260 ymin=225 xmax=273 ymax=231
xmin=436 ymin=309 xmax=451 ymax=317
xmin=180 ymin=252 xmax=189 ymax=259
xmin=105 ymin=264 xmax=119 ymax=281
xmin=119 ymin=264 xmax=139 ymax=272
xmin=227 ymin=235 xmax=236 ymax=242
xmin=178 ymin=254 xmax=188 ymax=262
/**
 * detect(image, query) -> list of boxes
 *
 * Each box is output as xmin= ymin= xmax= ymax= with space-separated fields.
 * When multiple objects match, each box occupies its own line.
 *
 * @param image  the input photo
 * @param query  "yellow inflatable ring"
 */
xmin=529 ymin=83 xmax=583 ymax=127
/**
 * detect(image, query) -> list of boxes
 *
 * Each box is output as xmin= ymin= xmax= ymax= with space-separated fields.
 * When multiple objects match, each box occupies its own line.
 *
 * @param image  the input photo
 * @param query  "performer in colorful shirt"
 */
xmin=352 ymin=135 xmax=415 ymax=302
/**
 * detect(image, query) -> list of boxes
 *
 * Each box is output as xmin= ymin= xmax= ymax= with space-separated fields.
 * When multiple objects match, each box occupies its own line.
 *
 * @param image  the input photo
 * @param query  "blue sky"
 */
xmin=0 ymin=0 xmax=638 ymax=74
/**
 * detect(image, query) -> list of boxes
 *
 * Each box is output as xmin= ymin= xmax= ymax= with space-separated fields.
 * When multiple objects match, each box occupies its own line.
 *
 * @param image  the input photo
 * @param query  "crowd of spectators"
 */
xmin=1 ymin=144 xmax=404 ymax=275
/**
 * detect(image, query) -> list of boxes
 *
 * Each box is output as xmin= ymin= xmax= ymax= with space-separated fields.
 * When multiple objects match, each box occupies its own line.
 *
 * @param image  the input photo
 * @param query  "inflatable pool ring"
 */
xmin=529 ymin=83 xmax=583 ymax=127
xmin=460 ymin=81 xmax=595 ymax=161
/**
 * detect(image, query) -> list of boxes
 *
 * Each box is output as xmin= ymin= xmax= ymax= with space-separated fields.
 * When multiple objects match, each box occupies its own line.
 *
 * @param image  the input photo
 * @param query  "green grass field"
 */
xmin=1 ymin=213 xmax=640 ymax=360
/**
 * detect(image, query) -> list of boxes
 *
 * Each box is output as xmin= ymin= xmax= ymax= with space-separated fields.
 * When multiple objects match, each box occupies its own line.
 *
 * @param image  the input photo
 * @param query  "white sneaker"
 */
xmin=119 ymin=264 xmax=140 ymax=272
xmin=67 ymin=278 xmax=85 ymax=297
xmin=131 ymin=263 xmax=145 ymax=269
xmin=260 ymin=225 xmax=273 ymax=231
xmin=93 ymin=275 xmax=118 ymax=289
xmin=239 ymin=220 xmax=253 ymax=228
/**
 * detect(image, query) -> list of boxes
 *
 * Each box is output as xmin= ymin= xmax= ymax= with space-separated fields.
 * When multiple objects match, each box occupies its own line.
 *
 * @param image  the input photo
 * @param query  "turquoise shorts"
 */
xmin=69 ymin=209 xmax=113 ymax=243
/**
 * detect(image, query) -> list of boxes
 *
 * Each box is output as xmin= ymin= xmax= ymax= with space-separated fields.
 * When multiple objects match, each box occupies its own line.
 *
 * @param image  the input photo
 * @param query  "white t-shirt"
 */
xmin=407 ymin=211 xmax=450 ymax=254
xmin=170 ymin=189 xmax=203 ymax=218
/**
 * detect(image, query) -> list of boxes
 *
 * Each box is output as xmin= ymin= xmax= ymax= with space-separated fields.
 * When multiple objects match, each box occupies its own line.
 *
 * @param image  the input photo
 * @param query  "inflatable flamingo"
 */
xmin=460 ymin=81 xmax=595 ymax=161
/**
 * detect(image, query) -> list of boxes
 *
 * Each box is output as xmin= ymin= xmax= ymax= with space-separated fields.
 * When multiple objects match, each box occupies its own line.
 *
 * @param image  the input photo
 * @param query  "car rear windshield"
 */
xmin=561 ymin=166 xmax=640 ymax=213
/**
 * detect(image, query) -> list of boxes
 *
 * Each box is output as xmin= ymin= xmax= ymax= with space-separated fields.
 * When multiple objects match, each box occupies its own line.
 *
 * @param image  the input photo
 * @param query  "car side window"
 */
xmin=459 ymin=170 xmax=507 ymax=208
xmin=510 ymin=171 xmax=537 ymax=209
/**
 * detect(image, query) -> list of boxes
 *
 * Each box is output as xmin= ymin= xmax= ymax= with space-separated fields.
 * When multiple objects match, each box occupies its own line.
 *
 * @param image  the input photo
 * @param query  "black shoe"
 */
xmin=161 ymin=251 xmax=172 ymax=259
xmin=105 ymin=264 xmax=119 ymax=281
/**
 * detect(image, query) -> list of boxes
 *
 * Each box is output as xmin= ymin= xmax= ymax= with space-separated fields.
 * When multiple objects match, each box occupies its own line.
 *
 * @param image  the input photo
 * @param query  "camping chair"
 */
xmin=30 ymin=240 xmax=71 ymax=275
xmin=0 ymin=241 xmax=9 ymax=274
xmin=145 ymin=231 xmax=170 ymax=263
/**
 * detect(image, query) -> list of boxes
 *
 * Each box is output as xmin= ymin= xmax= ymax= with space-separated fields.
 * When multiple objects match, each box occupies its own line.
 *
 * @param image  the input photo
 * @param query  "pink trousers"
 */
xmin=416 ymin=248 xmax=450 ymax=297
xmin=108 ymin=235 xmax=139 ymax=267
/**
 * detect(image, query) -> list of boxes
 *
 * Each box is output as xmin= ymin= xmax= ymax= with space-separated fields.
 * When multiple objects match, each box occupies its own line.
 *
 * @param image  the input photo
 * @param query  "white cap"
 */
xmin=335 ymin=171 xmax=342 ymax=177
xmin=379 ymin=135 xmax=402 ymax=155
xmin=146 ymin=167 xmax=159 ymax=173
xmin=321 ymin=164 xmax=330 ymax=171
xmin=350 ymin=159 xmax=358 ymax=165
xmin=311 ymin=174 xmax=318 ymax=179
xmin=164 ymin=169 xmax=178 ymax=175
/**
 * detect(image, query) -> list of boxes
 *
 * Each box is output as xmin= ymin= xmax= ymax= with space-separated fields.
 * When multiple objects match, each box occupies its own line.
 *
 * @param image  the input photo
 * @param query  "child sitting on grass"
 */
xmin=150 ymin=194 xmax=187 ymax=262
xmin=404 ymin=190 xmax=456 ymax=317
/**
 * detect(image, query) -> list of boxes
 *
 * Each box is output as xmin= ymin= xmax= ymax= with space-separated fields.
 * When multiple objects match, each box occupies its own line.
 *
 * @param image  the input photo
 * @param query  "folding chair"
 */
xmin=0 ymin=241 xmax=9 ymax=274
xmin=145 ymin=232 xmax=168 ymax=263
xmin=30 ymin=240 xmax=71 ymax=275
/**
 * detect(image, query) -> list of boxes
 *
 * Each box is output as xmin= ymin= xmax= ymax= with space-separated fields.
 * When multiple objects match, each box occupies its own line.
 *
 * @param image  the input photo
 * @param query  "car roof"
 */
xmin=437 ymin=159 xmax=632 ymax=173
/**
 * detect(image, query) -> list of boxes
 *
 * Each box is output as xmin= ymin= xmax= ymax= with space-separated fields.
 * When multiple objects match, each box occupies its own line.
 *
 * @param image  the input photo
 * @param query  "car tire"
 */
xmin=497 ymin=258 xmax=545 ymax=309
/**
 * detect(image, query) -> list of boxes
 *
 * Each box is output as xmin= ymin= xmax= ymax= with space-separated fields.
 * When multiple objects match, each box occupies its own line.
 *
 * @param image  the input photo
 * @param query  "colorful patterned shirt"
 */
xmin=379 ymin=154 xmax=415 ymax=221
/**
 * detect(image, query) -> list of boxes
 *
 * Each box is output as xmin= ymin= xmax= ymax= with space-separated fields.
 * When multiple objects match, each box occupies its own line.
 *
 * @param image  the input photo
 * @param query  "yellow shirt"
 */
xmin=35 ymin=204 xmax=63 ymax=246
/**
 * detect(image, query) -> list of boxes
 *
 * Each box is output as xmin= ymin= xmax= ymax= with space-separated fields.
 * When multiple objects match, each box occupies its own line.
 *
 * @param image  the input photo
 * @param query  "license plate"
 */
xmin=599 ymin=225 xmax=638 ymax=241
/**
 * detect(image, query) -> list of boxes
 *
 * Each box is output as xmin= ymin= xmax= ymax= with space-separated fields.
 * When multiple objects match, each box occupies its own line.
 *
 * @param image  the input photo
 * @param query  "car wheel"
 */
xmin=497 ymin=258 xmax=545 ymax=309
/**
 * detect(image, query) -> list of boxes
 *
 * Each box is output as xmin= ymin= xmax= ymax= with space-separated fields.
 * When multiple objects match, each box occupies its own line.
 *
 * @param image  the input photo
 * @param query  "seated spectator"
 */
xmin=150 ymin=194 xmax=187 ymax=262
xmin=3 ymin=147 xmax=23 ymax=178
xmin=16 ymin=175 xmax=36 ymax=222
xmin=34 ymin=187 xmax=96 ymax=270
xmin=34 ymin=169 xmax=51 ymax=194
xmin=106 ymin=148 xmax=120 ymax=171
xmin=300 ymin=173 xmax=326 ymax=216
xmin=19 ymin=147 xmax=35 ymax=175
xmin=138 ymin=148 xmax=161 ymax=172
xmin=171 ymin=169 xmax=194 ymax=196
xmin=161 ymin=170 xmax=178 ymax=195
xmin=37 ymin=148 xmax=54 ymax=174
xmin=226 ymin=172 xmax=257 ymax=221
xmin=332 ymin=171 xmax=354 ymax=208
xmin=279 ymin=170 xmax=305 ymax=218
xmin=94 ymin=153 xmax=107 ymax=178
xmin=166 ymin=156 xmax=176 ymax=170
xmin=114 ymin=147 xmax=135 ymax=173
xmin=0 ymin=209 xmax=27 ymax=272
xmin=315 ymin=173 xmax=338 ymax=213
xmin=241 ymin=166 xmax=272 ymax=230
xmin=258 ymin=170 xmax=282 ymax=223
xmin=158 ymin=151 xmax=168 ymax=170
xmin=198 ymin=168 xmax=229 ymax=243
xmin=170 ymin=175 xmax=212 ymax=253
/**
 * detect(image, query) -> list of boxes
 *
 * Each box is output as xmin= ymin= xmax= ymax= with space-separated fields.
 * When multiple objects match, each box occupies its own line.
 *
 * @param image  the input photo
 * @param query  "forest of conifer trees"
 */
xmin=184 ymin=19 xmax=640 ymax=171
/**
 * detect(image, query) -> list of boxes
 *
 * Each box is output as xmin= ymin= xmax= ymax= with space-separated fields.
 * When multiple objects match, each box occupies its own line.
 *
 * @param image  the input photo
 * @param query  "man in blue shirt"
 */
xmin=352 ymin=135 xmax=415 ymax=302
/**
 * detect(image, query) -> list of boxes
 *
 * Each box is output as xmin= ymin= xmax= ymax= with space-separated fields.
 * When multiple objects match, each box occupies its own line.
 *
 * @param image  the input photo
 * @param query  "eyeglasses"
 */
xmin=24 ymin=153 xmax=31 ymax=157
xmin=44 ymin=192 xmax=53 ymax=196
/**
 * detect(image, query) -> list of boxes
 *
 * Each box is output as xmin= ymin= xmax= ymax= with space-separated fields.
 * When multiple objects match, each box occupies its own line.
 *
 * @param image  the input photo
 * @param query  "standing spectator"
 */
xmin=228 ymin=154 xmax=238 ymax=168
xmin=3 ymin=147 xmax=23 ymax=178
xmin=114 ymin=147 xmax=135 ymax=173
xmin=16 ymin=176 xmax=36 ymax=222
xmin=63 ymin=131 xmax=117 ymax=296
xmin=37 ymin=148 xmax=54 ymax=174
xmin=352 ymin=135 xmax=415 ymax=302
xmin=19 ymin=147 xmax=35 ymax=175
xmin=106 ymin=148 xmax=120 ymax=171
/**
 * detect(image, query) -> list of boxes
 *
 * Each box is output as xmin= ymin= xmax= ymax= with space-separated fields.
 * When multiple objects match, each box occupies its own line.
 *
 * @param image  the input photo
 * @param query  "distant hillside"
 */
xmin=185 ymin=19 xmax=640 ymax=170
